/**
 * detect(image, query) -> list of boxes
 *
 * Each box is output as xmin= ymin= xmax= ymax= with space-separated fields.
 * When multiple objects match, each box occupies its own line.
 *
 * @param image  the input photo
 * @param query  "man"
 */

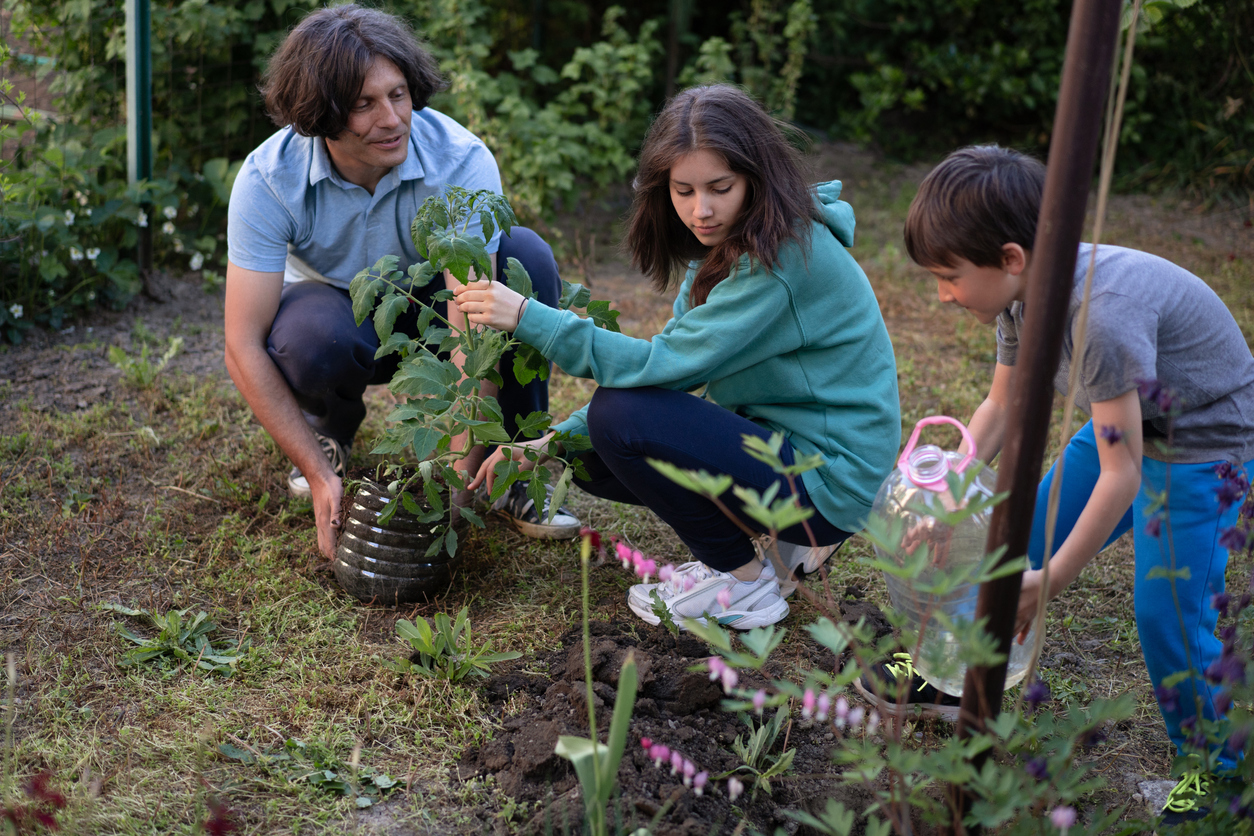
xmin=225 ymin=5 xmax=578 ymax=561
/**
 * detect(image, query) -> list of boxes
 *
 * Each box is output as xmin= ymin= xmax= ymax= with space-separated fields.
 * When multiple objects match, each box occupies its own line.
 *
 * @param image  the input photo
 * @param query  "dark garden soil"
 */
xmin=455 ymin=606 xmax=903 ymax=836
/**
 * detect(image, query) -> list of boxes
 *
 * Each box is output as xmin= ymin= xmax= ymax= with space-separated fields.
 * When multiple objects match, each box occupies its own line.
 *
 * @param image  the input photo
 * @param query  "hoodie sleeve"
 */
xmin=515 ymin=263 xmax=804 ymax=394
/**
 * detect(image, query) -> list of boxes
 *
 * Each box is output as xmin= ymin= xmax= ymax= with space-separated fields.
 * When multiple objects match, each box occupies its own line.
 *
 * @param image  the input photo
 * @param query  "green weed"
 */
xmin=108 ymin=336 xmax=183 ymax=389
xmin=384 ymin=607 xmax=521 ymax=682
xmin=103 ymin=604 xmax=248 ymax=677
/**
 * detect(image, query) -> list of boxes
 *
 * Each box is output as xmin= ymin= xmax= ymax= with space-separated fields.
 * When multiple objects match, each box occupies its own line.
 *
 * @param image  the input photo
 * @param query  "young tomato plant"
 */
xmin=347 ymin=186 xmax=616 ymax=556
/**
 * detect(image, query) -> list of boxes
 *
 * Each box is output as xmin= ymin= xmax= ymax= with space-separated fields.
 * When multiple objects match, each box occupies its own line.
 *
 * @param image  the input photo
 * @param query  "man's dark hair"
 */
xmin=260 ymin=4 xmax=445 ymax=139
xmin=904 ymin=145 xmax=1046 ymax=269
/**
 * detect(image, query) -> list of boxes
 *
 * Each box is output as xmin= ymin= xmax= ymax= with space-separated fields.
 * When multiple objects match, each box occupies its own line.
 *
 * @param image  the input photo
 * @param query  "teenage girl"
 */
xmin=453 ymin=84 xmax=900 ymax=629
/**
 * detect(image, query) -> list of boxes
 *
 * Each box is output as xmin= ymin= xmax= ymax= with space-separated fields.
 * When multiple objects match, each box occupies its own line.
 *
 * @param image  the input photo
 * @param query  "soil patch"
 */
xmin=456 ymin=616 xmax=899 ymax=836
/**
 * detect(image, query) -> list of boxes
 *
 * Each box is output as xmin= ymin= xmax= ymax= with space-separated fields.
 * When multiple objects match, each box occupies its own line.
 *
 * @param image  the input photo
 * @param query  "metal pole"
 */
xmin=125 ymin=0 xmax=153 ymax=273
xmin=945 ymin=0 xmax=1121 ymax=830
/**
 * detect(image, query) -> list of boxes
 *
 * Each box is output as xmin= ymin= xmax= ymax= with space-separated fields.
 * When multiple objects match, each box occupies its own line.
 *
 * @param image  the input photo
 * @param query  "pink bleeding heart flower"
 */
xmin=720 ymin=666 xmax=738 ymax=692
xmin=682 ymin=575 xmax=697 ymax=592
xmin=816 ymin=692 xmax=831 ymax=723
xmin=727 ymin=777 xmax=744 ymax=803
xmin=631 ymin=549 xmax=644 ymax=567
xmin=847 ymin=706 xmax=865 ymax=729
xmin=670 ymin=750 xmax=684 ymax=775
xmin=834 ymin=695 xmax=849 ymax=728
xmin=801 ymin=688 xmax=816 ymax=720
xmin=693 ymin=771 xmax=708 ymax=796
xmin=659 ymin=564 xmax=675 ymax=582
xmin=682 ymin=759 xmax=696 ymax=786
xmin=636 ymin=558 xmax=657 ymax=582
xmin=752 ymin=689 xmax=767 ymax=714
xmin=616 ymin=542 xmax=633 ymax=568
xmin=649 ymin=744 xmax=670 ymax=766
xmin=1049 ymin=806 xmax=1076 ymax=832
xmin=866 ymin=710 xmax=880 ymax=736
xmin=716 ymin=587 xmax=732 ymax=611
xmin=640 ymin=737 xmax=652 ymax=750
xmin=707 ymin=657 xmax=726 ymax=681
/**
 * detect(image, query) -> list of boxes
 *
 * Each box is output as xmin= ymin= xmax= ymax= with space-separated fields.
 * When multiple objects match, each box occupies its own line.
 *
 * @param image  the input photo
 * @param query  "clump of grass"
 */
xmin=103 ymin=604 xmax=248 ymax=676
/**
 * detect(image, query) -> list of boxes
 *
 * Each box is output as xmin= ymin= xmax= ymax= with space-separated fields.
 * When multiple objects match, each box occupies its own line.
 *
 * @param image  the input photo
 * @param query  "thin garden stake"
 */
xmin=946 ymin=0 xmax=1122 ymax=830
xmin=1018 ymin=0 xmax=1145 ymax=710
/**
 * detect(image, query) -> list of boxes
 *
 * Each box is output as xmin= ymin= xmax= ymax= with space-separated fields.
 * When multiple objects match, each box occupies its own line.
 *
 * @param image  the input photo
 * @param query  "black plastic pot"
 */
xmin=332 ymin=479 xmax=463 ymax=604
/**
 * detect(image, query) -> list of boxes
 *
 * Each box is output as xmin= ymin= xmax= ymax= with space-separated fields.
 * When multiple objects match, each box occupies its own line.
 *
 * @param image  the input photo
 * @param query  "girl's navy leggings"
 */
xmin=264 ymin=226 xmax=560 ymax=448
xmin=576 ymin=386 xmax=851 ymax=573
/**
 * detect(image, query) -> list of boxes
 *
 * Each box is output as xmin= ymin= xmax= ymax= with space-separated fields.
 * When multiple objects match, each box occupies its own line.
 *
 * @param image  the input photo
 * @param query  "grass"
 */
xmin=2 ymin=146 xmax=1252 ymax=832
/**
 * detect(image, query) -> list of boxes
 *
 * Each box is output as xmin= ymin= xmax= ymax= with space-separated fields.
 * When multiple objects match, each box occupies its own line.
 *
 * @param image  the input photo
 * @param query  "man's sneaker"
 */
xmin=490 ymin=480 xmax=581 ymax=539
xmin=287 ymin=432 xmax=349 ymax=500
xmin=773 ymin=540 xmax=842 ymax=597
xmin=627 ymin=558 xmax=789 ymax=631
xmin=853 ymin=652 xmax=962 ymax=722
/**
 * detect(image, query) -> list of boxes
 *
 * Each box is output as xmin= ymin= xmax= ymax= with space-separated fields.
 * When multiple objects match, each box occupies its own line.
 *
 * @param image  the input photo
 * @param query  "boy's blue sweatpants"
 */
xmin=1029 ymin=420 xmax=1250 ymax=764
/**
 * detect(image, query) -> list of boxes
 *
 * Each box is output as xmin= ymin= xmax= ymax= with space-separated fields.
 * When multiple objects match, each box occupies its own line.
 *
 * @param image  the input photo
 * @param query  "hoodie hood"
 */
xmin=814 ymin=180 xmax=855 ymax=248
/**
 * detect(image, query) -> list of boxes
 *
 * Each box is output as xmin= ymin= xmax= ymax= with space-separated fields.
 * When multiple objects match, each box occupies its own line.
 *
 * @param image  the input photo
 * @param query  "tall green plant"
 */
xmin=348 ymin=186 xmax=617 ymax=553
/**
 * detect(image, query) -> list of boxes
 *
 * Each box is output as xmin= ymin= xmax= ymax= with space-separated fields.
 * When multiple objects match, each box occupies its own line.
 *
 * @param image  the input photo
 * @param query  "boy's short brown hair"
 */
xmin=904 ymin=145 xmax=1046 ymax=269
xmin=260 ymin=5 xmax=445 ymax=139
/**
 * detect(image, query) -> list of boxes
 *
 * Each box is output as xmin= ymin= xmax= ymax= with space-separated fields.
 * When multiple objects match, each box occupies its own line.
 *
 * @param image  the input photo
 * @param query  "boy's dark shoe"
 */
xmin=854 ymin=652 xmax=962 ymax=722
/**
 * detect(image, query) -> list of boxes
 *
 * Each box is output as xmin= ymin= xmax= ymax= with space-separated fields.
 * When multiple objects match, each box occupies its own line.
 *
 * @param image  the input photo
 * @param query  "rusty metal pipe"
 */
xmin=944 ymin=0 xmax=1122 ymax=830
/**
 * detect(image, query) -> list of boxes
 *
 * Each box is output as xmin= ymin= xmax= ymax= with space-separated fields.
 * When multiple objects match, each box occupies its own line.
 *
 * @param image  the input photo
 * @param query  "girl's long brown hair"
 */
xmin=626 ymin=85 xmax=816 ymax=306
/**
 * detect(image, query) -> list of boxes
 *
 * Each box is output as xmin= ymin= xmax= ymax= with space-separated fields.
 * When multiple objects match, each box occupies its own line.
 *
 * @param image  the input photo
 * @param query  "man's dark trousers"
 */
xmin=266 ymin=226 xmax=559 ymax=448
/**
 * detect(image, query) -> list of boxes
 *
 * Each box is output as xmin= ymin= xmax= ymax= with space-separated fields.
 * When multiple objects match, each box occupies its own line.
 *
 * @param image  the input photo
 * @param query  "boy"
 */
xmin=879 ymin=144 xmax=1253 ymax=805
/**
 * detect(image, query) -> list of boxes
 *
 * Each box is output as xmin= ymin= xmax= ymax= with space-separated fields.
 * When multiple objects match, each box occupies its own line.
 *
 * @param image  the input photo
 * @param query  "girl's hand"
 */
xmin=1015 ymin=568 xmax=1050 ymax=641
xmin=452 ymin=279 xmax=527 ymax=332
xmin=469 ymin=432 xmax=560 ymax=495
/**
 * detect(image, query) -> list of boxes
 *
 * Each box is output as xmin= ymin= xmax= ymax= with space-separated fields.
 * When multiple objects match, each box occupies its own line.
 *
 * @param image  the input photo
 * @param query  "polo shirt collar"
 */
xmin=308 ymin=133 xmax=427 ymax=189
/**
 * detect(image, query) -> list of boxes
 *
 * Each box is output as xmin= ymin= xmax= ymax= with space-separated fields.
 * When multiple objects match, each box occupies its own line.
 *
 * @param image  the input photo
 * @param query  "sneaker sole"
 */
xmin=627 ymin=596 xmax=789 ymax=631
xmin=493 ymin=509 xmax=581 ymax=540
xmin=853 ymin=677 xmax=961 ymax=723
xmin=288 ymin=475 xmax=313 ymax=500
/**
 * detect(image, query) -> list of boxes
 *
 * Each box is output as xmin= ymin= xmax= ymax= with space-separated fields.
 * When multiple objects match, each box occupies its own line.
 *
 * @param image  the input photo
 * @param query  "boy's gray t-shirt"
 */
xmin=996 ymin=243 xmax=1254 ymax=464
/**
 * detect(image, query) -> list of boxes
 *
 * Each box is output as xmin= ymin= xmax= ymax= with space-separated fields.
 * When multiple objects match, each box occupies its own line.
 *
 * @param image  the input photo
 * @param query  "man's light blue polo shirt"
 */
xmin=227 ymin=107 xmax=502 ymax=289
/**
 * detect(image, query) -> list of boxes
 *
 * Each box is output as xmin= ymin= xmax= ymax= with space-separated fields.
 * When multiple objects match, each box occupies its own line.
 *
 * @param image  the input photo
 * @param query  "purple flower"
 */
xmin=1225 ymin=724 xmax=1250 ymax=757
xmin=693 ymin=771 xmax=708 ymax=796
xmin=1212 ymin=592 xmax=1232 ymax=618
xmin=1219 ymin=525 xmax=1249 ymax=553
xmin=1204 ymin=648 xmax=1247 ymax=686
xmin=752 ymin=689 xmax=767 ymax=714
xmin=1213 ymin=691 xmax=1232 ymax=715
xmin=1214 ymin=462 xmax=1237 ymax=481
xmin=801 ymin=688 xmax=816 ymax=720
xmin=1136 ymin=378 xmax=1179 ymax=413
xmin=1025 ymin=756 xmax=1050 ymax=780
xmin=1155 ymin=684 xmax=1180 ymax=713
xmin=847 ymin=706 xmax=865 ymax=729
xmin=1050 ymin=805 xmax=1076 ymax=831
xmin=1145 ymin=515 xmax=1162 ymax=538
xmin=1215 ymin=479 xmax=1249 ymax=514
xmin=707 ymin=657 xmax=726 ymax=681
xmin=1098 ymin=424 xmax=1124 ymax=445
xmin=1024 ymin=679 xmax=1051 ymax=712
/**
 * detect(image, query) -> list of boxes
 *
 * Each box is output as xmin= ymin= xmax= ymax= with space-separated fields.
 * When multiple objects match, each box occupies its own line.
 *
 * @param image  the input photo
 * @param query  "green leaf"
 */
xmin=1145 ymin=566 xmax=1191 ymax=582
xmin=217 ymin=743 xmax=256 ymax=764
xmin=547 ymin=467 xmax=574 ymax=525
xmin=373 ymin=292 xmax=410 ymax=343
xmin=558 ymin=280 xmax=591 ymax=310
xmin=429 ymin=228 xmax=489 ymax=284
xmin=647 ymin=458 xmax=733 ymax=498
xmin=512 ymin=344 xmax=549 ymax=386
xmin=585 ymin=299 xmax=621 ymax=332
xmin=514 ymin=411 xmax=551 ymax=439
xmin=406 ymin=260 xmax=440 ymax=290
xmin=504 ymin=256 xmax=534 ymax=299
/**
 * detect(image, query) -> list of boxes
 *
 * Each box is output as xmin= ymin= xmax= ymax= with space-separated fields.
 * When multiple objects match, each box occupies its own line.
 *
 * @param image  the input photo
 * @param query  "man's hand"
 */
xmin=468 ymin=431 xmax=558 ymax=495
xmin=309 ymin=471 xmax=344 ymax=560
xmin=453 ymin=279 xmax=527 ymax=331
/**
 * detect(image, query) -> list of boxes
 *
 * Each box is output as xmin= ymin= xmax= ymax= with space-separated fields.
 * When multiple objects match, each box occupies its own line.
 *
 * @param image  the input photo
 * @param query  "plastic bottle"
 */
xmin=870 ymin=416 xmax=1034 ymax=696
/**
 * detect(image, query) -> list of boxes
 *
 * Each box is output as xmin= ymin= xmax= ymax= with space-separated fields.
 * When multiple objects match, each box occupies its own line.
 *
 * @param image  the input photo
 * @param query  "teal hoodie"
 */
xmin=513 ymin=180 xmax=900 ymax=532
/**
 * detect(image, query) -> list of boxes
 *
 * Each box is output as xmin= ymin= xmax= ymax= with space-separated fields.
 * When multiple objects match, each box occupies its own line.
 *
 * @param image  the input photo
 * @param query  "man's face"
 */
xmin=927 ymin=256 xmax=1025 ymax=325
xmin=323 ymin=57 xmax=412 ymax=190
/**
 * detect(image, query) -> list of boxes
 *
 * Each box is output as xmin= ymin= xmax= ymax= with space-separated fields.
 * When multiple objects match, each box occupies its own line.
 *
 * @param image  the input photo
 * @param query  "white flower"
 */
xmin=136 ymin=210 xmax=148 ymax=228
xmin=64 ymin=209 xmax=75 ymax=225
xmin=48 ymin=289 xmax=56 ymax=298
xmin=75 ymin=190 xmax=88 ymax=206
xmin=162 ymin=205 xmax=177 ymax=219
xmin=87 ymin=291 xmax=96 ymax=301
xmin=8 ymin=303 xmax=22 ymax=319
xmin=189 ymin=252 xmax=204 ymax=270
xmin=173 ymin=239 xmax=184 ymax=253
xmin=162 ymin=221 xmax=175 ymax=235
xmin=69 ymin=247 xmax=84 ymax=261
xmin=83 ymin=208 xmax=92 ymax=217
xmin=86 ymin=247 xmax=101 ymax=261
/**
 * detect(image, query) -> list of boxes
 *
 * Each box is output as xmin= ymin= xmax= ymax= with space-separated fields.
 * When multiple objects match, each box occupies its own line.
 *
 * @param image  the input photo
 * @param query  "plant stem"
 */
xmin=580 ymin=535 xmax=602 ymax=794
